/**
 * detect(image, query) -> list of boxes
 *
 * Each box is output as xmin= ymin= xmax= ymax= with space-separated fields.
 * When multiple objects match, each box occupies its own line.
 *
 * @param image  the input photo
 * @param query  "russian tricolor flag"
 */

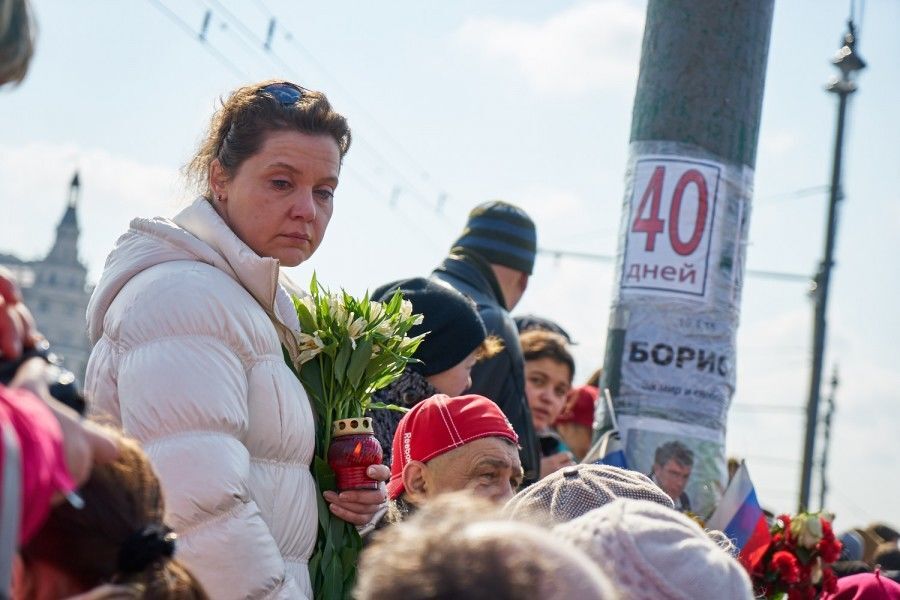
xmin=584 ymin=389 xmax=628 ymax=468
xmin=707 ymin=461 xmax=771 ymax=568
xmin=589 ymin=429 xmax=628 ymax=469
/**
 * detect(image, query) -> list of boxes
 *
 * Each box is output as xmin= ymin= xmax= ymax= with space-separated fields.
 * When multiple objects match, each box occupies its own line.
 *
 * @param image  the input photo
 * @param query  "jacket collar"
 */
xmin=173 ymin=198 xmax=281 ymax=311
xmin=434 ymin=251 xmax=507 ymax=309
xmin=175 ymin=198 xmax=303 ymax=334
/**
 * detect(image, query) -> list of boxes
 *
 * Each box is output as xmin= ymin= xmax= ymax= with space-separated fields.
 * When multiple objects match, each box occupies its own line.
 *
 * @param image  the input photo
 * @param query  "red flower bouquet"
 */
xmin=749 ymin=512 xmax=842 ymax=599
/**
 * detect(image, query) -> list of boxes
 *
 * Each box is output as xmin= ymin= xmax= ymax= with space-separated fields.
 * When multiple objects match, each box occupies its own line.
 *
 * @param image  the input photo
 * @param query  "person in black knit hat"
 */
xmin=368 ymin=277 xmax=502 ymax=468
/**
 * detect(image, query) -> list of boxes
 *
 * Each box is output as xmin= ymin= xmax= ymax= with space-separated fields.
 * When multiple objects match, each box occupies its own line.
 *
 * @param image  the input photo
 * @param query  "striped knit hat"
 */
xmin=451 ymin=201 xmax=537 ymax=275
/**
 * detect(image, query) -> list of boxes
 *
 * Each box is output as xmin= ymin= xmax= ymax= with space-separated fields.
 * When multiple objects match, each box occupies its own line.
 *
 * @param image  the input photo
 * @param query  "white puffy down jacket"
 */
xmin=85 ymin=198 xmax=315 ymax=599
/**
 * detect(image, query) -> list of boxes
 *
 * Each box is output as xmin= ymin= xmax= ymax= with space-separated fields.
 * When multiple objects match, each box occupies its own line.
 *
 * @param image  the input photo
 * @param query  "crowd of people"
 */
xmin=2 ymin=1 xmax=899 ymax=598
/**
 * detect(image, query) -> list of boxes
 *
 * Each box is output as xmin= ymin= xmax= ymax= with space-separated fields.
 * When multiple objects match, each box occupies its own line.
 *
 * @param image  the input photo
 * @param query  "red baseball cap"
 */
xmin=554 ymin=385 xmax=598 ymax=429
xmin=387 ymin=394 xmax=519 ymax=500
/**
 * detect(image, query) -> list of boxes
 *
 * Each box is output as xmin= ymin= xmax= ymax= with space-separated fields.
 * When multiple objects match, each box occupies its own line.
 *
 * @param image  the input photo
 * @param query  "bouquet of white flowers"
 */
xmin=286 ymin=275 xmax=423 ymax=599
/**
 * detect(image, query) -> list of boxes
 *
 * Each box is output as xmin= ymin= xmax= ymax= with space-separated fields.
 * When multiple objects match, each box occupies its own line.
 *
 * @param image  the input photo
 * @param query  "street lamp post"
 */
xmin=798 ymin=21 xmax=865 ymax=512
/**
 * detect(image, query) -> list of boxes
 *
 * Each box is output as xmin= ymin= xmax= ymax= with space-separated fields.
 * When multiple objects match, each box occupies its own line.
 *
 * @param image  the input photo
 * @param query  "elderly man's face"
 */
xmin=652 ymin=459 xmax=692 ymax=501
xmin=418 ymin=437 xmax=524 ymax=504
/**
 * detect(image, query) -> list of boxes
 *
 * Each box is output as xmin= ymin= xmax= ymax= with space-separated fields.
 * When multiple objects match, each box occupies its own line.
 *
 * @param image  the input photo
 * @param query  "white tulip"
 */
xmin=348 ymin=317 xmax=368 ymax=340
xmin=369 ymin=301 xmax=384 ymax=321
xmin=400 ymin=299 xmax=413 ymax=320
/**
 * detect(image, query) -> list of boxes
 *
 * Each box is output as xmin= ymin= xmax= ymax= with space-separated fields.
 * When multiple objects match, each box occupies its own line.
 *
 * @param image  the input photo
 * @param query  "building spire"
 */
xmin=67 ymin=171 xmax=81 ymax=209
xmin=47 ymin=171 xmax=82 ymax=263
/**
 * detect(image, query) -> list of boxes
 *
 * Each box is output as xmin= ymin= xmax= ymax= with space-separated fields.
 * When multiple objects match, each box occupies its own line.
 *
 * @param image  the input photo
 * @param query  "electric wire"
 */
xmin=145 ymin=0 xmax=456 ymax=245
xmin=194 ymin=0 xmax=448 ymax=215
xmin=145 ymin=0 xmax=247 ymax=79
xmin=537 ymin=247 xmax=810 ymax=282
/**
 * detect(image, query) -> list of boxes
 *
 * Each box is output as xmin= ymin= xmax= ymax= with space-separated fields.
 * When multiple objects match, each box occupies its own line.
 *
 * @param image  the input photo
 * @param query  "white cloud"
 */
xmin=0 ymin=142 xmax=182 ymax=281
xmin=759 ymin=130 xmax=799 ymax=157
xmin=456 ymin=0 xmax=645 ymax=95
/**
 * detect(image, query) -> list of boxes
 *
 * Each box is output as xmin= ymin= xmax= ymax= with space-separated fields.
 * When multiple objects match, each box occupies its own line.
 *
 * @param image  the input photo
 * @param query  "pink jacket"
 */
xmin=0 ymin=385 xmax=74 ymax=546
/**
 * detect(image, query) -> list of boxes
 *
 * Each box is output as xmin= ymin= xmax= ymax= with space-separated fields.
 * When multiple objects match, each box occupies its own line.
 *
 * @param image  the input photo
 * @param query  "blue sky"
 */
xmin=2 ymin=0 xmax=898 ymax=530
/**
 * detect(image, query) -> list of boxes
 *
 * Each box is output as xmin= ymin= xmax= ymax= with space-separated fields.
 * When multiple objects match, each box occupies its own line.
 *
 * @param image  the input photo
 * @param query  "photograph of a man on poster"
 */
xmin=649 ymin=441 xmax=695 ymax=512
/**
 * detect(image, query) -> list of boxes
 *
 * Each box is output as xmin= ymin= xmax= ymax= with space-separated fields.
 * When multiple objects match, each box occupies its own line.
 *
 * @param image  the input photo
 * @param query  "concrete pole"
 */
xmin=595 ymin=1 xmax=774 ymax=515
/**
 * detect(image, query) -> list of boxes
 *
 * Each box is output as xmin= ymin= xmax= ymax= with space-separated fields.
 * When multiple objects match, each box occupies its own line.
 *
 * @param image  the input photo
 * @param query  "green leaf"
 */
xmin=314 ymin=456 xmax=337 ymax=493
xmin=299 ymin=361 xmax=326 ymax=407
xmin=334 ymin=337 xmax=352 ymax=384
xmin=386 ymin=289 xmax=402 ymax=315
xmin=329 ymin=518 xmax=346 ymax=560
xmin=308 ymin=549 xmax=322 ymax=586
xmin=324 ymin=553 xmax=343 ymax=599
xmin=341 ymin=537 xmax=361 ymax=592
xmin=321 ymin=539 xmax=334 ymax=580
xmin=368 ymin=401 xmax=410 ymax=413
xmin=346 ymin=339 xmax=374 ymax=389
xmin=294 ymin=298 xmax=317 ymax=332
xmin=312 ymin=458 xmax=335 ymax=536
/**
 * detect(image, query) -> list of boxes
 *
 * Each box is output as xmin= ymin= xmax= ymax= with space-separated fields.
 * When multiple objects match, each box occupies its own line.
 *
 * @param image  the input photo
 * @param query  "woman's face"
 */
xmin=524 ymin=357 xmax=572 ymax=431
xmin=210 ymin=130 xmax=341 ymax=267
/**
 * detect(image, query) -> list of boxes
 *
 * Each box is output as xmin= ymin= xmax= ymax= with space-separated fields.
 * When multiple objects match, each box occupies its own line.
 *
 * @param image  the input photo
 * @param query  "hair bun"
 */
xmin=117 ymin=524 xmax=176 ymax=574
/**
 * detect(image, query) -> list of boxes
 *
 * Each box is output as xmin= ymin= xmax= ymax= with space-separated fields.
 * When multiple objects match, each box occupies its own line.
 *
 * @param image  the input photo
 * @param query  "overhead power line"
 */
xmin=194 ymin=0 xmax=450 ymax=215
xmin=756 ymin=185 xmax=829 ymax=204
xmin=146 ymin=0 xmax=247 ymax=78
xmin=537 ymin=248 xmax=810 ymax=283
xmin=148 ymin=0 xmax=453 ymax=232
xmin=731 ymin=403 xmax=805 ymax=414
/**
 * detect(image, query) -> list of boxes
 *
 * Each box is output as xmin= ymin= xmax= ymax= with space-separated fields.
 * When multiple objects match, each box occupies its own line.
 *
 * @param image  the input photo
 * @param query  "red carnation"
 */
xmin=820 ymin=517 xmax=835 ymax=541
xmin=798 ymin=561 xmax=812 ymax=584
xmin=772 ymin=551 xmax=801 ymax=584
xmin=818 ymin=537 xmax=843 ymax=564
xmin=822 ymin=567 xmax=838 ymax=593
xmin=788 ymin=586 xmax=815 ymax=600
xmin=778 ymin=514 xmax=792 ymax=531
xmin=779 ymin=515 xmax=794 ymax=546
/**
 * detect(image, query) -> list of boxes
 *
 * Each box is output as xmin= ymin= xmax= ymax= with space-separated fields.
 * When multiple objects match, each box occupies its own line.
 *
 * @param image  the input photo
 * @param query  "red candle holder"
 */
xmin=327 ymin=417 xmax=383 ymax=491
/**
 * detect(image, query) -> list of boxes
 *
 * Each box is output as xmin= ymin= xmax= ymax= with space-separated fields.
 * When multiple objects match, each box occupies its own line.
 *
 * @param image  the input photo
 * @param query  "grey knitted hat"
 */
xmin=504 ymin=463 xmax=674 ymax=525
xmin=555 ymin=499 xmax=754 ymax=600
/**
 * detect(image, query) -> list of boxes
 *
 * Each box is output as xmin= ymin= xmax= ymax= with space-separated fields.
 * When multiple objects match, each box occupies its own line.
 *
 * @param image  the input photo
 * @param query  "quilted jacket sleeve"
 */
xmin=99 ymin=263 xmax=303 ymax=599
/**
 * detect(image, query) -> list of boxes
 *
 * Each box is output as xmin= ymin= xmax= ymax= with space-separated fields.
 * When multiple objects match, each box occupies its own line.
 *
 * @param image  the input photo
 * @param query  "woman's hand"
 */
xmin=322 ymin=464 xmax=390 ymax=526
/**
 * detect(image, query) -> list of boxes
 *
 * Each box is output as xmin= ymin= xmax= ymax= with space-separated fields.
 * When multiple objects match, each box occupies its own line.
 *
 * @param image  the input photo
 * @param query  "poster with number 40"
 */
xmin=622 ymin=157 xmax=723 ymax=299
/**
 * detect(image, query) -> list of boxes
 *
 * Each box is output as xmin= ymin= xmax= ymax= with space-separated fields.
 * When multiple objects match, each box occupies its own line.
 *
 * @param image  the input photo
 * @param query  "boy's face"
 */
xmin=524 ymin=357 xmax=572 ymax=431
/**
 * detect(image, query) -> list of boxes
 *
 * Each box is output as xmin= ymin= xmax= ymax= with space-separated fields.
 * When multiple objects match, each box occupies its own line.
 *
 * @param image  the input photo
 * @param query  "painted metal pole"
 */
xmin=799 ymin=22 xmax=865 ymax=511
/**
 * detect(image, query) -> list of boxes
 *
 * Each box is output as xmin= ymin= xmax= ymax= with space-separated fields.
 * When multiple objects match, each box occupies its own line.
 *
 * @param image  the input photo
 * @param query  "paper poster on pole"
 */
xmin=616 ymin=308 xmax=736 ymax=431
xmin=621 ymin=156 xmax=723 ymax=299
xmin=618 ymin=415 xmax=727 ymax=519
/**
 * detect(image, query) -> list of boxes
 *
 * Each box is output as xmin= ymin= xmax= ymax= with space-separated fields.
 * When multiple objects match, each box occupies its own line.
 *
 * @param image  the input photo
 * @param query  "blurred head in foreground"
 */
xmin=356 ymin=493 xmax=615 ymax=600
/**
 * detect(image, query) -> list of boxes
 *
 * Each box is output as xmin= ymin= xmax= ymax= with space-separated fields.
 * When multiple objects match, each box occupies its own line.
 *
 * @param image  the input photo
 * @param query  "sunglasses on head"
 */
xmin=259 ymin=82 xmax=306 ymax=106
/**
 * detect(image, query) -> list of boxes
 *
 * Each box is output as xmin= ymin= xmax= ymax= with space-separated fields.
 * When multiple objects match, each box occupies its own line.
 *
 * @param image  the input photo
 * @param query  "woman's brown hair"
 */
xmin=519 ymin=329 xmax=575 ymax=382
xmin=20 ymin=434 xmax=208 ymax=599
xmin=185 ymin=79 xmax=352 ymax=198
xmin=0 ymin=0 xmax=35 ymax=87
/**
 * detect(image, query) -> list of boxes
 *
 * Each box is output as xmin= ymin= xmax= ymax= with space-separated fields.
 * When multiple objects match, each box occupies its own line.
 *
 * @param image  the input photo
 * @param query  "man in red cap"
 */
xmin=380 ymin=394 xmax=523 ymax=527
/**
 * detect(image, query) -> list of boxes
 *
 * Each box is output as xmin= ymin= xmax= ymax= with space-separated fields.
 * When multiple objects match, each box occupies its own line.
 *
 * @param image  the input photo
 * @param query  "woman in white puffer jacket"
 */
xmin=84 ymin=81 xmax=389 ymax=599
